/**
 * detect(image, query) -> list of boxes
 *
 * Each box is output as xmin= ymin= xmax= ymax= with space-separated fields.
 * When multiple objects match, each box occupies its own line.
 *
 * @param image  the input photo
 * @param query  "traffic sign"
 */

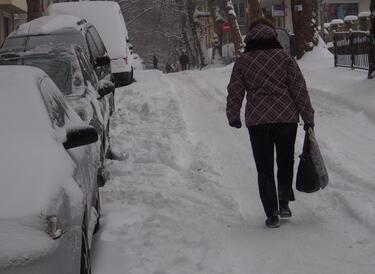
xmin=222 ymin=21 xmax=230 ymax=32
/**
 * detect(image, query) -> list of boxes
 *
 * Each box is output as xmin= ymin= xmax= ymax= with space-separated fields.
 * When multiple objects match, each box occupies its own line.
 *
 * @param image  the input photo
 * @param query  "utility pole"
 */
xmin=319 ymin=0 xmax=325 ymax=41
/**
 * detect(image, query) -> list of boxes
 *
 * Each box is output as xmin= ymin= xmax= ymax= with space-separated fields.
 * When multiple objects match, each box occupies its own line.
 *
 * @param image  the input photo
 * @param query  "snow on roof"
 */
xmin=10 ymin=15 xmax=83 ymax=37
xmin=358 ymin=11 xmax=371 ymax=18
xmin=344 ymin=15 xmax=358 ymax=21
xmin=330 ymin=19 xmax=344 ymax=25
xmin=0 ymin=65 xmax=75 ymax=220
xmin=47 ymin=1 xmax=128 ymax=59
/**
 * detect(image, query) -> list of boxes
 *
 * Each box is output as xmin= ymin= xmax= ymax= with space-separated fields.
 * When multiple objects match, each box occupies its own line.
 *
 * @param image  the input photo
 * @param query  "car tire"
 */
xmin=80 ymin=216 xmax=92 ymax=274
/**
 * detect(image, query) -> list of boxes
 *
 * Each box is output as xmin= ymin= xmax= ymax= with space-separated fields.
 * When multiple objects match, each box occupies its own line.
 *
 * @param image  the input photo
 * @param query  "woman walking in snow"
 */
xmin=226 ymin=17 xmax=315 ymax=228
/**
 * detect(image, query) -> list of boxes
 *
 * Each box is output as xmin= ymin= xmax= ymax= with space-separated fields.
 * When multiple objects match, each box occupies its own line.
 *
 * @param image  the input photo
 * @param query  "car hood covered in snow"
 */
xmin=0 ymin=66 xmax=83 ymax=265
xmin=0 ymin=66 xmax=77 ymax=219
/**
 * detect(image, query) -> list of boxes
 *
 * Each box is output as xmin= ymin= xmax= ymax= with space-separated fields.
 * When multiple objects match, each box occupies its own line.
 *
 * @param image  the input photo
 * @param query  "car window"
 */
xmin=23 ymin=56 xmax=73 ymax=95
xmin=0 ymin=58 xmax=22 ymax=66
xmin=88 ymin=27 xmax=106 ymax=56
xmin=76 ymin=46 xmax=98 ymax=88
xmin=26 ymin=33 xmax=87 ymax=51
xmin=85 ymin=32 xmax=100 ymax=60
xmin=2 ymin=37 xmax=27 ymax=48
xmin=40 ymin=77 xmax=69 ymax=129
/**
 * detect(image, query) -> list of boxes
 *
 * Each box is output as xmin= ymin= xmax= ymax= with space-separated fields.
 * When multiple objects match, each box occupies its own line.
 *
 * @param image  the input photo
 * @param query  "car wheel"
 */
xmin=80 ymin=217 xmax=91 ymax=274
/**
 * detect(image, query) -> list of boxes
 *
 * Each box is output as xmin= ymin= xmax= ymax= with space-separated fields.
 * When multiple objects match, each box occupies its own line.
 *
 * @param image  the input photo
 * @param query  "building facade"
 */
xmin=326 ymin=0 xmax=369 ymax=21
xmin=0 ymin=0 xmax=27 ymax=44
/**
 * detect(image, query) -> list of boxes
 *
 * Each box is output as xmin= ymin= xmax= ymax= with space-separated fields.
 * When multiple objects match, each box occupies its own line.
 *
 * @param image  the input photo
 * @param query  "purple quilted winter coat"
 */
xmin=226 ymin=24 xmax=315 ymax=127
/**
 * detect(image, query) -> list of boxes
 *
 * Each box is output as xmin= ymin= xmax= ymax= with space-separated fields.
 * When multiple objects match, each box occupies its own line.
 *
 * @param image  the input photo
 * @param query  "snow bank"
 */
xmin=344 ymin=15 xmax=358 ymax=21
xmin=330 ymin=19 xmax=344 ymax=25
xmin=92 ymin=49 xmax=375 ymax=274
xmin=358 ymin=11 xmax=371 ymax=18
xmin=299 ymin=47 xmax=375 ymax=229
xmin=131 ymin=53 xmax=144 ymax=71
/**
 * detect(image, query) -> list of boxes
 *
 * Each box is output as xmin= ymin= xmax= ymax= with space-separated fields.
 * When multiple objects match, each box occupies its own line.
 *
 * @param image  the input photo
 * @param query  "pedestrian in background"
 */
xmin=153 ymin=55 xmax=158 ymax=69
xmin=179 ymin=52 xmax=189 ymax=71
xmin=175 ymin=61 xmax=182 ymax=72
xmin=226 ymin=17 xmax=315 ymax=228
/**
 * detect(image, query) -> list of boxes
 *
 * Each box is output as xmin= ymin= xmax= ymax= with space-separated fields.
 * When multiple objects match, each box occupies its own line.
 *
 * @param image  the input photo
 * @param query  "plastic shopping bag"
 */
xmin=296 ymin=128 xmax=329 ymax=193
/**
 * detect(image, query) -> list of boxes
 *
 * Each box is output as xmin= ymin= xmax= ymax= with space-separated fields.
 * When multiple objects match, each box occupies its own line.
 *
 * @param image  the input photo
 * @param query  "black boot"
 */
xmin=265 ymin=215 xmax=280 ymax=228
xmin=279 ymin=200 xmax=292 ymax=218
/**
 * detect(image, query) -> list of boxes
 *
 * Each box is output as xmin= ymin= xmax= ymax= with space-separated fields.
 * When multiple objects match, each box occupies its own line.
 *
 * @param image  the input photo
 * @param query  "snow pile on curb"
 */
xmin=92 ymin=70 xmax=242 ymax=274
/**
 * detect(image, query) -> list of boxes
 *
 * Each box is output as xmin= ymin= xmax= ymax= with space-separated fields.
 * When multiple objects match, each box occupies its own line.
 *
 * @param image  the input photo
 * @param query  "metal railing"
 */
xmin=333 ymin=31 xmax=370 ymax=70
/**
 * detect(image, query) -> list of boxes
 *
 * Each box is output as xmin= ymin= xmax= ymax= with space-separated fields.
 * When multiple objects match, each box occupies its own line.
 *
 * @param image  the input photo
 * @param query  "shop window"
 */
xmin=327 ymin=4 xmax=359 ymax=22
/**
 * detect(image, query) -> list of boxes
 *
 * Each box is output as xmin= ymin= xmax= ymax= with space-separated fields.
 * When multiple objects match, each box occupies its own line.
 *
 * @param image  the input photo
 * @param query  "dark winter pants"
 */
xmin=248 ymin=123 xmax=297 ymax=217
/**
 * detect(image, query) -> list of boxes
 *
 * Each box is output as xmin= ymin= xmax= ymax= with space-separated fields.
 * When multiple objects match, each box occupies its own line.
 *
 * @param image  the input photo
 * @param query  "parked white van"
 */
xmin=47 ymin=1 xmax=134 ymax=87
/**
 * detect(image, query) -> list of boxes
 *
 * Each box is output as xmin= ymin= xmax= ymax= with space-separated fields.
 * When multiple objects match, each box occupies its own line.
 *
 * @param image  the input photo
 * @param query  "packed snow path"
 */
xmin=92 ymin=65 xmax=375 ymax=273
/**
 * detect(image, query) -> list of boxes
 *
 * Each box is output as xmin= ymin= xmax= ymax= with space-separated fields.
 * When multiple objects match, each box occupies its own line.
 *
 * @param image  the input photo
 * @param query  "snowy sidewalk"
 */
xmin=92 ymin=54 xmax=375 ymax=273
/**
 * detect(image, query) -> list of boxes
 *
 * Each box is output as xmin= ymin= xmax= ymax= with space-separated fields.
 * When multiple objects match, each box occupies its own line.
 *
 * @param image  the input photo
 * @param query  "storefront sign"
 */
xmin=294 ymin=4 xmax=303 ymax=12
xmin=272 ymin=5 xmax=285 ymax=17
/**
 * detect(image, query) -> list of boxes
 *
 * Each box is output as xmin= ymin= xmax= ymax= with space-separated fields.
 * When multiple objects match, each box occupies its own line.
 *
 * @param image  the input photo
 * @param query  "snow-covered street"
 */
xmin=92 ymin=49 xmax=375 ymax=274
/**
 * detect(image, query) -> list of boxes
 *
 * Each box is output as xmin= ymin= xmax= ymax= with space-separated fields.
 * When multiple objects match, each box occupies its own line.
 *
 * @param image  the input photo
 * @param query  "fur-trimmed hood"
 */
xmin=244 ymin=24 xmax=278 ymax=43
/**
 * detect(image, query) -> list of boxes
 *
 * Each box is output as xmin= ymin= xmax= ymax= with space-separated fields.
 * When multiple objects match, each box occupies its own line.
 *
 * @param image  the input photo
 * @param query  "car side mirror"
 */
xmin=95 ymin=56 xmax=110 ymax=67
xmin=63 ymin=126 xmax=98 ymax=150
xmin=98 ymin=80 xmax=115 ymax=99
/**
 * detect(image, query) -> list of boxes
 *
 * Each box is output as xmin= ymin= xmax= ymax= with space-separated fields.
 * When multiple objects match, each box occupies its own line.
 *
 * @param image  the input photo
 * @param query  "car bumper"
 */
xmin=0 ymin=229 xmax=81 ymax=274
xmin=113 ymin=70 xmax=133 ymax=87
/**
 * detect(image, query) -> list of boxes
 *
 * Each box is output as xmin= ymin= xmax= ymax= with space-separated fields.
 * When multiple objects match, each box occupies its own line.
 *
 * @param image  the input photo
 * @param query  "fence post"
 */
xmin=350 ymin=30 xmax=355 ymax=69
xmin=333 ymin=31 xmax=337 ymax=67
xmin=369 ymin=35 xmax=375 ymax=79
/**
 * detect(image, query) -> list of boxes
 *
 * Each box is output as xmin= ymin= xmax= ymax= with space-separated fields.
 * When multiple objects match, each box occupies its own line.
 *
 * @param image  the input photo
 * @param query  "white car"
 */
xmin=0 ymin=66 xmax=100 ymax=274
xmin=47 ymin=1 xmax=134 ymax=87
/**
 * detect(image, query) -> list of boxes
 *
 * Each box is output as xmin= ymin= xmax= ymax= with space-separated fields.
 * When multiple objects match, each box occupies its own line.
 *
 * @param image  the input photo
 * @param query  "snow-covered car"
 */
xmin=0 ymin=66 xmax=100 ymax=274
xmin=0 ymin=44 xmax=114 ymax=186
xmin=47 ymin=1 xmax=134 ymax=87
xmin=1 ymin=14 xmax=115 ymax=113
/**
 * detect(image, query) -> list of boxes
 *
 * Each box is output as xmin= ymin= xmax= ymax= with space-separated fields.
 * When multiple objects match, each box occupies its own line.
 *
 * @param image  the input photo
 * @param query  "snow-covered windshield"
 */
xmin=25 ymin=57 xmax=73 ymax=95
xmin=0 ymin=56 xmax=73 ymax=95
xmin=3 ymin=33 xmax=86 ymax=51
xmin=2 ymin=37 xmax=26 ymax=48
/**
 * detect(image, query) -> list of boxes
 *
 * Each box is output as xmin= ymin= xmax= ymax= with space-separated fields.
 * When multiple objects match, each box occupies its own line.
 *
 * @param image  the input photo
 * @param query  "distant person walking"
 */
xmin=211 ymin=32 xmax=222 ymax=63
xmin=226 ymin=17 xmax=315 ymax=228
xmin=179 ymin=52 xmax=189 ymax=71
xmin=153 ymin=55 xmax=158 ymax=69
